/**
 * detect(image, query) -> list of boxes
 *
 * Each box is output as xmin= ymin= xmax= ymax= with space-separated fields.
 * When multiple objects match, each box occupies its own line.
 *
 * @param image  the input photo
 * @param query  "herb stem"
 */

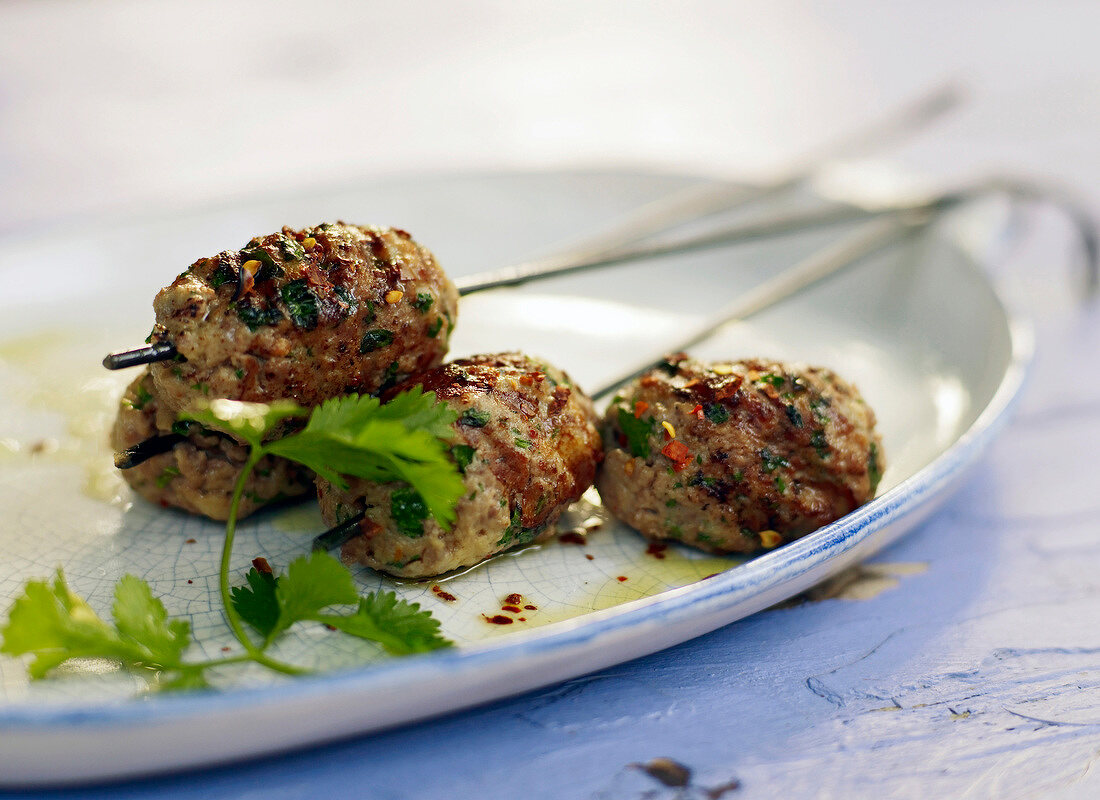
xmin=219 ymin=449 xmax=265 ymax=658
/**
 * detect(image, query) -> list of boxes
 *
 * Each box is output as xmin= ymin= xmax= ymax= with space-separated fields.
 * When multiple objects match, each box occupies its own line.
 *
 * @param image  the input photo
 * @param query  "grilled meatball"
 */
xmin=318 ymin=353 xmax=603 ymax=578
xmin=597 ymin=354 xmax=883 ymax=554
xmin=149 ymin=223 xmax=457 ymax=418
xmin=111 ymin=370 xmax=313 ymax=520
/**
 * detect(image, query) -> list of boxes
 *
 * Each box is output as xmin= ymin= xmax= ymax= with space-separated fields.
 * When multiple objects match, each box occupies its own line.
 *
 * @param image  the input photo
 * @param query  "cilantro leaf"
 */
xmin=372 ymin=386 xmax=457 ymax=440
xmin=0 ymin=570 xmax=191 ymax=680
xmin=617 ymin=407 xmax=656 ymax=458
xmin=184 ymin=399 xmax=308 ymax=449
xmin=230 ymin=568 xmax=280 ymax=638
xmin=315 ymin=591 xmax=452 ymax=655
xmin=265 ymin=391 xmax=464 ymax=527
xmin=273 ymin=552 xmax=358 ymax=635
xmin=112 ymin=575 xmax=190 ymax=668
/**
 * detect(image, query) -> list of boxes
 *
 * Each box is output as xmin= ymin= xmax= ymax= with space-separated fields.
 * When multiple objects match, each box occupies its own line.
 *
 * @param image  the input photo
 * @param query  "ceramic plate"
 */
xmin=0 ymin=171 xmax=1029 ymax=785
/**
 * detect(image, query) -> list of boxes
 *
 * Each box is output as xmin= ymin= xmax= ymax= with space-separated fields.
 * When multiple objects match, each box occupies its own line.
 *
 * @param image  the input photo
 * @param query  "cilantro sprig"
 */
xmin=1 ymin=389 xmax=461 ymax=690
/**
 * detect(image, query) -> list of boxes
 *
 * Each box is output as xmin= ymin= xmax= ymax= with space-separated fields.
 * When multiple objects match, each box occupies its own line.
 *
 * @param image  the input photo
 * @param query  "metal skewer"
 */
xmin=114 ymin=433 xmax=187 ymax=469
xmin=102 ymin=82 xmax=963 ymax=372
xmin=103 ymin=342 xmax=178 ymax=370
xmin=310 ymin=206 xmax=936 ymax=553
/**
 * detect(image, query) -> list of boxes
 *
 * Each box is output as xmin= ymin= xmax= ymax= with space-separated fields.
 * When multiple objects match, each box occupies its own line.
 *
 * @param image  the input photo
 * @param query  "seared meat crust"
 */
xmin=149 ymin=223 xmax=457 ymax=422
xmin=111 ymin=371 xmax=313 ymax=520
xmin=596 ymin=354 xmax=883 ymax=554
xmin=318 ymin=353 xmax=603 ymax=578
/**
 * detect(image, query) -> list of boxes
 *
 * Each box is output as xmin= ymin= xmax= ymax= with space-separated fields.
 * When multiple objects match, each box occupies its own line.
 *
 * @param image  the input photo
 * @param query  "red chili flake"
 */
xmin=186 ymin=579 xmax=193 ymax=584
xmin=691 ymin=404 xmax=704 ymax=419
xmin=646 ymin=543 xmax=668 ymax=560
xmin=633 ymin=400 xmax=649 ymax=418
xmin=502 ymin=605 xmax=522 ymax=613
xmin=431 ymin=585 xmax=457 ymax=602
xmin=323 ymin=623 xmax=337 ymax=631
xmin=661 ymin=440 xmax=692 ymax=471
xmin=559 ymin=531 xmax=587 ymax=545
xmin=716 ymin=376 xmax=743 ymax=399
xmin=518 ymin=617 xmax=527 ymax=622
xmin=524 ymin=604 xmax=537 ymax=610
xmin=484 ymin=614 xmax=514 ymax=625
xmin=252 ymin=557 xmax=273 ymax=574
xmin=504 ymin=593 xmax=523 ymax=604
xmin=617 ymin=576 xmax=629 ymax=582
xmin=185 ymin=538 xmax=197 ymax=544
xmin=221 ymin=646 xmax=232 ymax=652
xmin=585 ymin=554 xmax=595 ymax=561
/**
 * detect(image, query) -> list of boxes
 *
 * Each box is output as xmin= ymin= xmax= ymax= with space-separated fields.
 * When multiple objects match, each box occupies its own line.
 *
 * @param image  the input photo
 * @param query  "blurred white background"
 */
xmin=1 ymin=0 xmax=1099 ymax=234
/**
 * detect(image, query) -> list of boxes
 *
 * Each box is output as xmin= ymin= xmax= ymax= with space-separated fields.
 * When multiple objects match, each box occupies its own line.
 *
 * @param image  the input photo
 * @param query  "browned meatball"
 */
xmin=318 ymin=353 xmax=603 ymax=578
xmin=111 ymin=370 xmax=314 ymax=520
xmin=596 ymin=354 xmax=883 ymax=554
xmin=149 ymin=223 xmax=457 ymax=418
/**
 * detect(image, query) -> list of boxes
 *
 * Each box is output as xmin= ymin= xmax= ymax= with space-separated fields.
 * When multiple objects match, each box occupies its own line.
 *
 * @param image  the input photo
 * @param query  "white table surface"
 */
xmin=1 ymin=2 xmax=1098 ymax=798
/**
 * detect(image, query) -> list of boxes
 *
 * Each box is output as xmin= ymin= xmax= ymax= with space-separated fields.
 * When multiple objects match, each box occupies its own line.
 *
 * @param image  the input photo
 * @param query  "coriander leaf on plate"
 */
xmin=273 ymin=552 xmax=359 ymax=634
xmin=230 ymin=568 xmax=280 ymax=638
xmin=315 ymin=591 xmax=452 ymax=655
xmin=112 ymin=575 xmax=191 ymax=668
xmin=0 ymin=570 xmax=190 ymax=679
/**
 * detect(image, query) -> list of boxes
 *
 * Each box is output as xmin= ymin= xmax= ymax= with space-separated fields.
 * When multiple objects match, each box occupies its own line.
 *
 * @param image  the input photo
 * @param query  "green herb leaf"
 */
xmin=450 ymin=444 xmax=475 ymax=473
xmin=183 ymin=398 xmax=308 ymax=450
xmin=458 ymin=408 xmax=490 ymax=428
xmin=391 ymin=486 xmax=429 ymax=537
xmin=0 ymin=570 xmax=191 ymax=680
xmin=360 ymin=329 xmax=394 ymax=353
xmin=280 ymin=279 xmax=319 ymax=330
xmin=314 ymin=591 xmax=451 ymax=655
xmin=617 ymin=407 xmax=656 ymax=458
xmin=236 ymin=301 xmax=284 ymax=331
xmin=868 ymin=442 xmax=882 ymax=494
xmin=413 ymin=292 xmax=433 ymax=313
xmin=230 ymin=568 xmax=280 ymax=638
xmin=273 ymin=551 xmax=359 ymax=636
xmin=266 ymin=392 xmax=464 ymax=528
xmin=112 ymin=575 xmax=191 ymax=668
xmin=704 ymin=403 xmax=729 ymax=424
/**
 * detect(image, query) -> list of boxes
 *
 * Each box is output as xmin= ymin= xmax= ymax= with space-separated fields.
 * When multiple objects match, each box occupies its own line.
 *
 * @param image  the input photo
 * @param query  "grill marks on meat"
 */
xmin=596 ymin=354 xmax=884 ymax=555
xmin=110 ymin=370 xmax=313 ymax=521
xmin=148 ymin=223 xmax=457 ymax=418
xmin=318 ymin=353 xmax=603 ymax=578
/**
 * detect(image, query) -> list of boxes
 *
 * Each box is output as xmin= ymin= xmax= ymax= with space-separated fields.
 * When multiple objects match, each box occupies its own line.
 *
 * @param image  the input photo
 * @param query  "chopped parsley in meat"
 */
xmin=617 ymin=407 xmax=656 ymax=458
xmin=391 ymin=486 xmax=429 ymax=538
xmin=459 ymin=409 xmax=491 ymax=428
xmin=280 ymin=279 xmax=319 ymax=330
xmin=236 ymin=301 xmax=284 ymax=331
xmin=360 ymin=329 xmax=394 ymax=353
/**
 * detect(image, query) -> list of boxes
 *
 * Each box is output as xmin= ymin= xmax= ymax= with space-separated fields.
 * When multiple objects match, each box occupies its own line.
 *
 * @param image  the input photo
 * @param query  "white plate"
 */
xmin=0 ymin=171 xmax=1029 ymax=785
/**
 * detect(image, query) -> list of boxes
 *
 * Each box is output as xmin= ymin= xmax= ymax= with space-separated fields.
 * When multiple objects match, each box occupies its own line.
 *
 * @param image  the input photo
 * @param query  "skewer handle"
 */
xmin=312 ymin=511 xmax=366 ymax=552
xmin=114 ymin=433 xmax=186 ymax=469
xmin=103 ymin=342 xmax=178 ymax=370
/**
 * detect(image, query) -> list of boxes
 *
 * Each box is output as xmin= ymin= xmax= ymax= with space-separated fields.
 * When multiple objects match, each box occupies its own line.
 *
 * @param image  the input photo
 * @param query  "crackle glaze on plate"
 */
xmin=0 ymin=172 xmax=1029 ymax=785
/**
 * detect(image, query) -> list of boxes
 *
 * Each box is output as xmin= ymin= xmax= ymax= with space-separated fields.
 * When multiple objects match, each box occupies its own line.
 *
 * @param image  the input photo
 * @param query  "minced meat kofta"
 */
xmin=597 ymin=353 xmax=883 ymax=554
xmin=318 ymin=353 xmax=603 ymax=577
xmin=111 ymin=369 xmax=314 ymax=520
xmin=148 ymin=223 xmax=457 ymax=419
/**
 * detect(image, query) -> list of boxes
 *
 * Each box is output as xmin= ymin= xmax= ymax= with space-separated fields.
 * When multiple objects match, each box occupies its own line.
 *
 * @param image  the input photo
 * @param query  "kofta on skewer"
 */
xmin=316 ymin=353 xmax=603 ymax=578
xmin=111 ymin=369 xmax=315 ymax=520
xmin=147 ymin=223 xmax=458 ymax=418
xmin=597 ymin=353 xmax=883 ymax=554
xmin=111 ymin=223 xmax=458 ymax=519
